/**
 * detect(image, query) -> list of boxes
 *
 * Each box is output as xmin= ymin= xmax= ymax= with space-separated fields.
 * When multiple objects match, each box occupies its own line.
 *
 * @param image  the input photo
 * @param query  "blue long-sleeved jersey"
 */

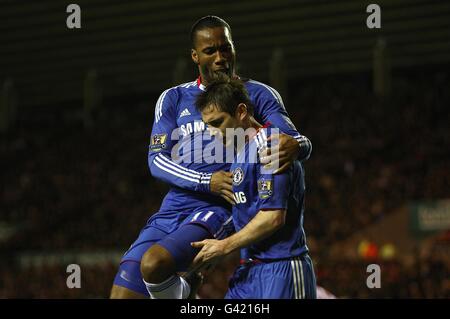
xmin=148 ymin=77 xmax=312 ymax=218
xmin=231 ymin=126 xmax=309 ymax=260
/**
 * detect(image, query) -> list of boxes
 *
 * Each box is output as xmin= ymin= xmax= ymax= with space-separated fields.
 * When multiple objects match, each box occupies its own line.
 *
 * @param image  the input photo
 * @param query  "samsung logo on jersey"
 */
xmin=180 ymin=121 xmax=206 ymax=137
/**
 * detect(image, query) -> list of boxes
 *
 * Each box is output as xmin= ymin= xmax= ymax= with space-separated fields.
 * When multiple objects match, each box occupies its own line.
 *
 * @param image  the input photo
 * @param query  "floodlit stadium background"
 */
xmin=1 ymin=0 xmax=449 ymax=298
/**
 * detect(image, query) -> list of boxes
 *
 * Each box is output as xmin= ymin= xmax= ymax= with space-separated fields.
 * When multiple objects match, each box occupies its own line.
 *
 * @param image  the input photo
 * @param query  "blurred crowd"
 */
xmin=0 ymin=69 xmax=449 ymax=298
xmin=315 ymin=243 xmax=450 ymax=298
xmin=294 ymin=70 xmax=450 ymax=244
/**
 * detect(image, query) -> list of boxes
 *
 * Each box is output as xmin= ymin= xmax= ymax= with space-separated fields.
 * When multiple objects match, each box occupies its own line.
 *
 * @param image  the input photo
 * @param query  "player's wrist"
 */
xmin=296 ymin=135 xmax=312 ymax=161
xmin=197 ymin=173 xmax=212 ymax=193
xmin=221 ymin=238 xmax=235 ymax=255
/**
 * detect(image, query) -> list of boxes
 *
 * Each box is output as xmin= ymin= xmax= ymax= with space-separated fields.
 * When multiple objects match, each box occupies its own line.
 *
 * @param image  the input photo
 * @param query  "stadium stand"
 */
xmin=1 ymin=70 xmax=448 ymax=298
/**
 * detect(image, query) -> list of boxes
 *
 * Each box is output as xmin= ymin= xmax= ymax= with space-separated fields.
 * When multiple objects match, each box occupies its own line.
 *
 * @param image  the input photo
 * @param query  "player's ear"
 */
xmin=191 ymin=49 xmax=199 ymax=64
xmin=237 ymin=103 xmax=247 ymax=120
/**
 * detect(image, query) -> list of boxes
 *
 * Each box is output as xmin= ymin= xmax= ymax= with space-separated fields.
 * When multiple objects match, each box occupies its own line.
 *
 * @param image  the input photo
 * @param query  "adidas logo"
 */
xmin=179 ymin=108 xmax=191 ymax=118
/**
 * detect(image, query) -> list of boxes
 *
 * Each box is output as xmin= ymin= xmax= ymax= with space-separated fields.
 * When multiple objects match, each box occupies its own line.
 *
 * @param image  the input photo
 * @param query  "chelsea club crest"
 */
xmin=233 ymin=167 xmax=244 ymax=186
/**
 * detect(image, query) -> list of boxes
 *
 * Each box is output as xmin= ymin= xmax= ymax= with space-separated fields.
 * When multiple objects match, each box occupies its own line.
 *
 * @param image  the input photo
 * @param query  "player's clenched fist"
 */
xmin=210 ymin=171 xmax=235 ymax=205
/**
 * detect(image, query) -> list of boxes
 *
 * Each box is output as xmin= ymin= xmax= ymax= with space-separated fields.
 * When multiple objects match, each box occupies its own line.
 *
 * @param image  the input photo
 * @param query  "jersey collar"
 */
xmin=197 ymin=76 xmax=206 ymax=91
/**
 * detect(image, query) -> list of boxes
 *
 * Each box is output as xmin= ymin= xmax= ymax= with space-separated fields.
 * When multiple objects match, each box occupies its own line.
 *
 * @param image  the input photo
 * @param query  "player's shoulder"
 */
xmin=154 ymin=80 xmax=198 ymax=121
xmin=158 ymin=80 xmax=198 ymax=99
xmin=172 ymin=80 xmax=198 ymax=92
xmin=252 ymin=125 xmax=299 ymax=172
xmin=253 ymin=125 xmax=280 ymax=143
xmin=243 ymin=78 xmax=282 ymax=101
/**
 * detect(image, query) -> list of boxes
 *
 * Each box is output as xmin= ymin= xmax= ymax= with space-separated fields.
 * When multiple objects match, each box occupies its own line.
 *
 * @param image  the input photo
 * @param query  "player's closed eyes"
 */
xmin=209 ymin=119 xmax=223 ymax=127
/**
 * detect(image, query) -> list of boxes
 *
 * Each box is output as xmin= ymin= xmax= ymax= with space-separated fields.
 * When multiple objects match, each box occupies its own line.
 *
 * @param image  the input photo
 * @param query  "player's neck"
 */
xmin=234 ymin=117 xmax=262 ymax=155
xmin=241 ymin=117 xmax=263 ymax=145
xmin=242 ymin=116 xmax=262 ymax=132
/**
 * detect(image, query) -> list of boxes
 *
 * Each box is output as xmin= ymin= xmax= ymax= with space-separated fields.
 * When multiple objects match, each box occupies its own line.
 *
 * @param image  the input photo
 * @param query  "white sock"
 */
xmin=143 ymin=275 xmax=191 ymax=299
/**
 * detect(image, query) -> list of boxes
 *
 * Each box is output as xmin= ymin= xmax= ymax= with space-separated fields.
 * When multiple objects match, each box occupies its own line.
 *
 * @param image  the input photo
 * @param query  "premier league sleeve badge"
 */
xmin=258 ymin=178 xmax=273 ymax=199
xmin=150 ymin=133 xmax=168 ymax=152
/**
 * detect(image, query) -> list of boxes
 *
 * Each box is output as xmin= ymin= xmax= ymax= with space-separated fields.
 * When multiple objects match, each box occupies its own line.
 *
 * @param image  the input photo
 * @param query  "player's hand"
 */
xmin=259 ymin=133 xmax=300 ymax=174
xmin=210 ymin=171 xmax=235 ymax=205
xmin=191 ymin=239 xmax=229 ymax=267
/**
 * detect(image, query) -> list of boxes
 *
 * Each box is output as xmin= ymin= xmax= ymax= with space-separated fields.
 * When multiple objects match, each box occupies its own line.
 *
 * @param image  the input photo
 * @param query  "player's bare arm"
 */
xmin=191 ymin=209 xmax=286 ymax=265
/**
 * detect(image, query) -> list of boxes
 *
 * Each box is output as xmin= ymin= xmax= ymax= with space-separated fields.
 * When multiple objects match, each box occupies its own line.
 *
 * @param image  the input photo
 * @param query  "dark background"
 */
xmin=0 ymin=0 xmax=449 ymax=298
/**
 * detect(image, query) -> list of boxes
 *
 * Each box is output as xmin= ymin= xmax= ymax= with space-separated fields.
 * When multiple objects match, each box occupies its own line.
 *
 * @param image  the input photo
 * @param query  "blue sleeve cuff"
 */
xmin=295 ymin=135 xmax=312 ymax=161
xmin=196 ymin=173 xmax=212 ymax=193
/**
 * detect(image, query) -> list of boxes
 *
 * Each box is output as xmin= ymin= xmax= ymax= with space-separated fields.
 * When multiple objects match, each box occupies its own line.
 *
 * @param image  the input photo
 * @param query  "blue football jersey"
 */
xmin=148 ymin=77 xmax=311 ymax=221
xmin=230 ymin=126 xmax=309 ymax=260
